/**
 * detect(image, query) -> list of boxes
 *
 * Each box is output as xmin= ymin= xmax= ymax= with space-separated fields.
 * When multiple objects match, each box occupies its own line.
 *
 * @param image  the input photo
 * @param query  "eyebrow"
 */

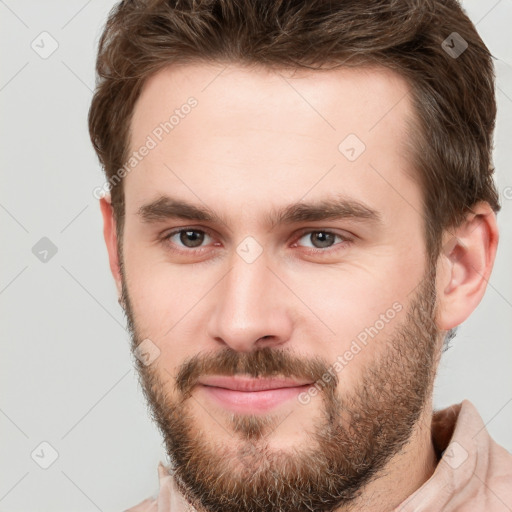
xmin=137 ymin=195 xmax=381 ymax=230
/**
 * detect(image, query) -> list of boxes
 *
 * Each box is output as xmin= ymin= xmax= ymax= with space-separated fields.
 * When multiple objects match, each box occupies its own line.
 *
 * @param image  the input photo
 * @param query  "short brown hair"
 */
xmin=88 ymin=0 xmax=500 ymax=261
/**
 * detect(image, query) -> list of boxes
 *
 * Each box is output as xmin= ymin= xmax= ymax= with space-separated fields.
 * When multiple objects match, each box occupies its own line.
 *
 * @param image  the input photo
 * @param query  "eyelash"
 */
xmin=161 ymin=227 xmax=353 ymax=256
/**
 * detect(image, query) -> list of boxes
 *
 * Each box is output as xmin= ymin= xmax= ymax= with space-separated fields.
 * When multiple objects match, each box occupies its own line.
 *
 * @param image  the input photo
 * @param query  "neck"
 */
xmin=335 ymin=401 xmax=438 ymax=512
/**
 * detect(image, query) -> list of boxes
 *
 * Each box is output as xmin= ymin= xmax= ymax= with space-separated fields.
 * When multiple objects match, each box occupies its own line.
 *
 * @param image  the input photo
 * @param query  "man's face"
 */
xmin=117 ymin=63 xmax=443 ymax=511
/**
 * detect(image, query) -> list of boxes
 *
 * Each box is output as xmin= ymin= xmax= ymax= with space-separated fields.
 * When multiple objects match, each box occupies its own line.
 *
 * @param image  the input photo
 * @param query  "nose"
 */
xmin=206 ymin=251 xmax=294 ymax=353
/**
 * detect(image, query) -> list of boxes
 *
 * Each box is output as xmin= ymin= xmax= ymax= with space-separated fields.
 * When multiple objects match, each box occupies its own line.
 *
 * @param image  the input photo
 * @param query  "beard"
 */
xmin=120 ymin=266 xmax=440 ymax=512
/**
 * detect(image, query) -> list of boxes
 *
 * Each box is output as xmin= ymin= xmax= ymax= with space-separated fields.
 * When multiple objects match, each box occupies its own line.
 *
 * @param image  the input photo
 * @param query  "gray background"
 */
xmin=1 ymin=1 xmax=511 ymax=510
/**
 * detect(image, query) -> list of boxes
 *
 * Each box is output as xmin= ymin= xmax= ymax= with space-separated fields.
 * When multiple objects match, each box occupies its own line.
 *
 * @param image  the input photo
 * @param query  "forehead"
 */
xmin=126 ymin=62 xmax=421 ymax=228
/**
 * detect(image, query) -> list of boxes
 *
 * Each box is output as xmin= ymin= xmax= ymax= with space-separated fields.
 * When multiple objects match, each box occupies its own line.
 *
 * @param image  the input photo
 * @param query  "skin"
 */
xmin=100 ymin=63 xmax=498 ymax=511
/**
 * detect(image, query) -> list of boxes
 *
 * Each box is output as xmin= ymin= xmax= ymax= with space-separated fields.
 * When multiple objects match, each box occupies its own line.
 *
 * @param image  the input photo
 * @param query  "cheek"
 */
xmin=283 ymin=261 xmax=413 ymax=334
xmin=123 ymin=240 xmax=221 ymax=352
xmin=122 ymin=242 xmax=180 ymax=331
xmin=280 ymin=262 xmax=418 ymax=385
xmin=126 ymin=266 xmax=204 ymax=335
xmin=124 ymin=261 xmax=209 ymax=384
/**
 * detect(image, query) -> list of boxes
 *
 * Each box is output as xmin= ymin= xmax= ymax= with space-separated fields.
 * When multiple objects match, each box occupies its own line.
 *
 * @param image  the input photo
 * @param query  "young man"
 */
xmin=89 ymin=0 xmax=512 ymax=510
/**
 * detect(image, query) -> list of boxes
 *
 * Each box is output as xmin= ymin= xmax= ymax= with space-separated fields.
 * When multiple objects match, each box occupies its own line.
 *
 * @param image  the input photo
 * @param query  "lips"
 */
xmin=197 ymin=375 xmax=313 ymax=392
xmin=197 ymin=376 xmax=314 ymax=413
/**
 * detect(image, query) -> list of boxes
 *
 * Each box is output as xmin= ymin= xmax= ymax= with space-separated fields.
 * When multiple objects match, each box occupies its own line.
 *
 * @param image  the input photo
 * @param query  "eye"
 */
xmin=164 ymin=229 xmax=214 ymax=249
xmin=160 ymin=227 xmax=352 ymax=256
xmin=294 ymin=230 xmax=351 ymax=251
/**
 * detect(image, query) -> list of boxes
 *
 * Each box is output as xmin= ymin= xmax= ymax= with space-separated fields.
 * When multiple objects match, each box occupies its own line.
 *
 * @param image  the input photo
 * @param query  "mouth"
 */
xmin=197 ymin=376 xmax=314 ymax=413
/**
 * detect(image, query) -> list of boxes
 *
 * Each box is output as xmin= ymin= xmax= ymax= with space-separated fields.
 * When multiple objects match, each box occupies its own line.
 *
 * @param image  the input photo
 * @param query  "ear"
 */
xmin=435 ymin=202 xmax=499 ymax=330
xmin=99 ymin=195 xmax=123 ymax=298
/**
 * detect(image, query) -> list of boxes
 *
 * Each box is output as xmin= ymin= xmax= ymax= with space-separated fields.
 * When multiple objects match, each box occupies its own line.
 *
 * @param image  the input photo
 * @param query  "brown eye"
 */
xmin=179 ymin=230 xmax=205 ymax=248
xmin=297 ymin=231 xmax=345 ymax=250
xmin=165 ymin=229 xmax=212 ymax=249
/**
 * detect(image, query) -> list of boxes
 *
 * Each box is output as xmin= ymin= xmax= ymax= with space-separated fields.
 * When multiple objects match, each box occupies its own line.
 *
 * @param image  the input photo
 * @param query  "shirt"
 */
xmin=125 ymin=399 xmax=512 ymax=512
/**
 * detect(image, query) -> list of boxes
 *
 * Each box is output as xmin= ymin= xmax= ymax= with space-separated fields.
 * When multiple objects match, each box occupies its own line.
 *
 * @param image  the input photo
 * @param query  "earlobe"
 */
xmin=99 ymin=195 xmax=123 ymax=297
xmin=436 ymin=203 xmax=499 ymax=330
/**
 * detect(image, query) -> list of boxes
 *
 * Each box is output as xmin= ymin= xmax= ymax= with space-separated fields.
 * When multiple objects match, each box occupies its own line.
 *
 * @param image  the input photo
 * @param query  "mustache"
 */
xmin=174 ymin=346 xmax=337 ymax=397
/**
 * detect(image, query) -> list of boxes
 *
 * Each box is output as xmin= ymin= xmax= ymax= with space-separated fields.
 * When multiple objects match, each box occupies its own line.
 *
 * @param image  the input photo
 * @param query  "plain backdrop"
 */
xmin=1 ymin=1 xmax=511 ymax=510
